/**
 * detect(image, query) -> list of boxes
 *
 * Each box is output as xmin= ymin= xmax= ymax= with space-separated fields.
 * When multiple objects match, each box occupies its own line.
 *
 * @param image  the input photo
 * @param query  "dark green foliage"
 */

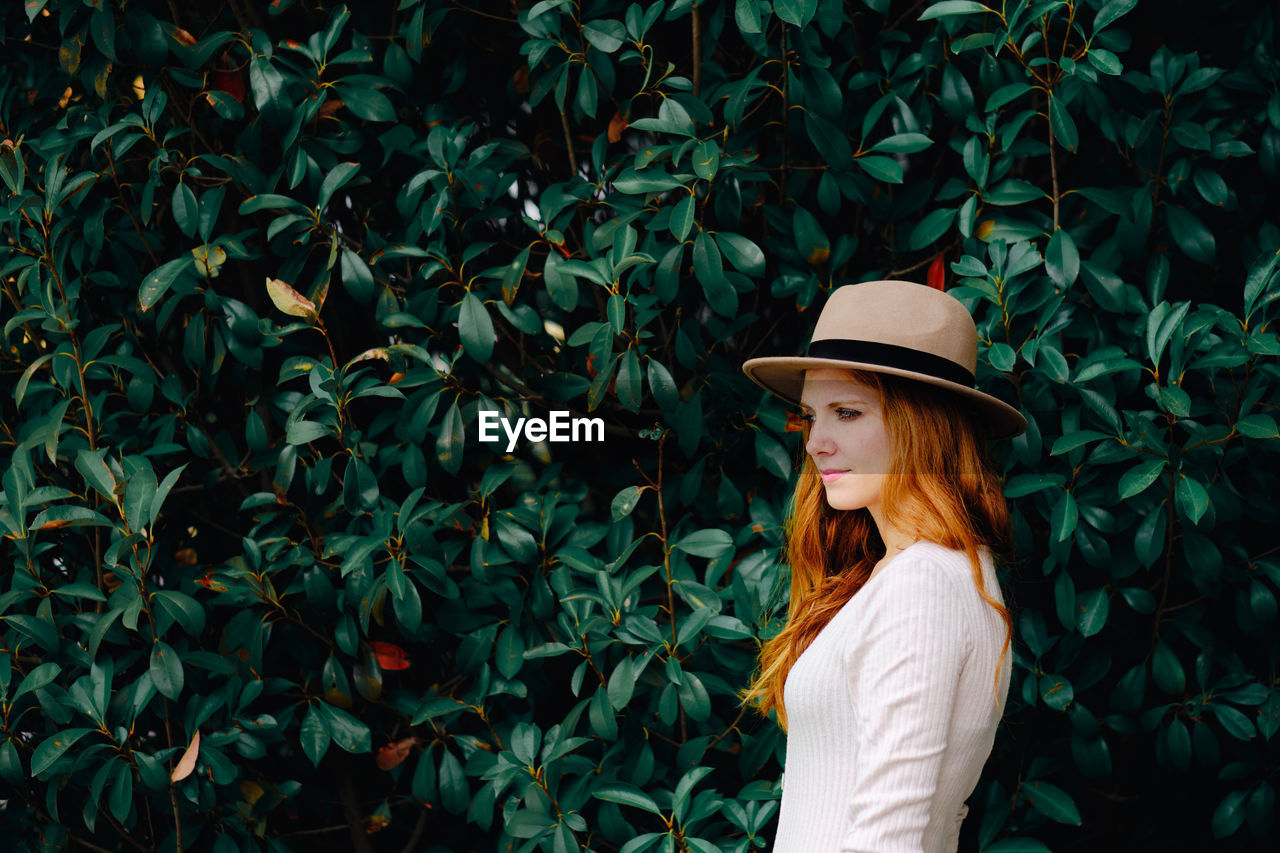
xmin=1 ymin=1 xmax=1278 ymax=851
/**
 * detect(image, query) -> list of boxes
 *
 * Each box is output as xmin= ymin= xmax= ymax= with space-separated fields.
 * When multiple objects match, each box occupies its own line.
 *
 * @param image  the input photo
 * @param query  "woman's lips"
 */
xmin=820 ymin=469 xmax=848 ymax=483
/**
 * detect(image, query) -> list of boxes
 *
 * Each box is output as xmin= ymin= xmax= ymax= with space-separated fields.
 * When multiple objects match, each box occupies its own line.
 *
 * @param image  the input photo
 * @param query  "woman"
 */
xmin=740 ymin=280 xmax=1027 ymax=853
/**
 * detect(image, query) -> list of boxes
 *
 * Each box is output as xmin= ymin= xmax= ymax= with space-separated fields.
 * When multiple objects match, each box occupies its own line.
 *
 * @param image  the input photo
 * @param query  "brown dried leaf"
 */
xmin=171 ymin=730 xmax=200 ymax=782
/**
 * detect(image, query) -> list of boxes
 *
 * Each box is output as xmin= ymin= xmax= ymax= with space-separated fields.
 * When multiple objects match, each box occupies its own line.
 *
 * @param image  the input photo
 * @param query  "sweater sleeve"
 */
xmin=838 ymin=558 xmax=972 ymax=853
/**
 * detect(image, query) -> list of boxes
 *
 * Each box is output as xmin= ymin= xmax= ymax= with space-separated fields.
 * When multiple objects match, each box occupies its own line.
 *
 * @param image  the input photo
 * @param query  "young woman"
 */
xmin=740 ymin=280 xmax=1027 ymax=853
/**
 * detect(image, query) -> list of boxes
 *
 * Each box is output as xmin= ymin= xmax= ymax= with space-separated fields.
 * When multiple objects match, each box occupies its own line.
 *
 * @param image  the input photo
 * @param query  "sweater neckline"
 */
xmin=863 ymin=540 xmax=928 ymax=587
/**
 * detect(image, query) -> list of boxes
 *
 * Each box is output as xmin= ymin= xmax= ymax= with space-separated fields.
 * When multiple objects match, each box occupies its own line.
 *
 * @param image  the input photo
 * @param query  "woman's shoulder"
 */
xmin=865 ymin=541 xmax=992 ymax=597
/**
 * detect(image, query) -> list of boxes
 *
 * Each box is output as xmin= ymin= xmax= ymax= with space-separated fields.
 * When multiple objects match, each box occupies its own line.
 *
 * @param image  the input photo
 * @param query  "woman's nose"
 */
xmin=806 ymin=419 xmax=832 ymax=456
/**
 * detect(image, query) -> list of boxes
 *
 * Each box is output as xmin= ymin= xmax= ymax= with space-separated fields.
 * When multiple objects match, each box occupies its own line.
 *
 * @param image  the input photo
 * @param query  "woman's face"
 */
xmin=799 ymin=368 xmax=895 ymax=513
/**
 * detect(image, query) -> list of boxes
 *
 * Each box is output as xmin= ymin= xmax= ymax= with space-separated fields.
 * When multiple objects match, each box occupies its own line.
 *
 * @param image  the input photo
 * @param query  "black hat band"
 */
xmin=806 ymin=339 xmax=976 ymax=388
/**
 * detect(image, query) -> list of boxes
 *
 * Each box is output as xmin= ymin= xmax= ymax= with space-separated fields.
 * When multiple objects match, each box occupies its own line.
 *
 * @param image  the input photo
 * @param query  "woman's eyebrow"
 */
xmin=797 ymin=399 xmax=869 ymax=411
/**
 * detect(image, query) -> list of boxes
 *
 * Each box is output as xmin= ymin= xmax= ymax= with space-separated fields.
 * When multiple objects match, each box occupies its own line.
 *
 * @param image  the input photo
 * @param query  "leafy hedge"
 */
xmin=2 ymin=0 xmax=1279 ymax=851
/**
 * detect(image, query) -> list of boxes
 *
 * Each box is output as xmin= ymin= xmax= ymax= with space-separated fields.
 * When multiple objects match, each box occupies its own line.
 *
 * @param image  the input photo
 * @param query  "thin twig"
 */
xmin=279 ymin=824 xmax=350 ymax=837
xmin=397 ymin=810 xmax=430 ymax=853
xmin=691 ymin=3 xmax=702 ymax=97
xmin=1047 ymin=93 xmax=1060 ymax=231
xmin=560 ymin=109 xmax=577 ymax=177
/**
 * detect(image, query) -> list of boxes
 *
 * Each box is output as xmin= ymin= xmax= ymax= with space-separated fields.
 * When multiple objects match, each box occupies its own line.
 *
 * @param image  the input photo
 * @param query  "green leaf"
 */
xmin=1076 ymin=588 xmax=1109 ymax=637
xmin=123 ymin=464 xmax=157 ymax=533
xmin=287 ymin=420 xmax=332 ymax=445
xmin=1151 ymin=641 xmax=1185 ymax=693
xmin=1236 ymin=413 xmax=1279 ymax=439
xmin=459 ymin=292 xmax=495 ymax=363
xmin=30 ymin=728 xmax=95 ymax=776
xmin=693 ymin=231 xmax=735 ymax=317
xmin=1118 ymin=459 xmax=1165 ymax=499
xmin=152 ymin=591 xmax=206 ymax=637
xmin=317 ymin=701 xmax=371 ymax=753
xmin=1209 ymin=704 xmax=1255 ymax=741
xmin=1050 ymin=94 xmax=1078 ymax=153
xmin=1192 ymin=168 xmax=1228 ymax=207
xmin=1023 ymin=780 xmax=1082 ymax=825
xmin=436 ymin=400 xmax=464 ymax=475
xmin=1039 ymin=673 xmax=1074 ymax=710
xmin=855 ymin=155 xmax=904 ymax=183
xmin=248 ymin=55 xmax=285 ymax=112
xmin=803 ymin=112 xmax=853 ymax=171
xmin=918 ymin=1 xmax=993 ymax=21
xmin=691 ymin=139 xmax=720 ymax=181
xmin=1243 ymin=247 xmax=1280 ymax=320
xmin=593 ymin=783 xmax=661 ymax=815
xmin=139 ymin=256 xmax=194 ymax=312
xmin=669 ymin=193 xmax=695 ymax=242
xmin=108 ymin=760 xmax=133 ymax=822
xmin=773 ymin=0 xmax=819 ymax=28
xmin=334 ymin=84 xmax=396 ymax=121
xmin=611 ymin=486 xmax=642 ymax=522
xmin=607 ymin=655 xmax=638 ymax=710
xmin=1051 ymin=491 xmax=1078 ymax=542
xmin=1086 ymin=47 xmax=1122 ymax=75
xmin=1045 ymin=228 xmax=1079 ymax=287
xmin=673 ymin=528 xmax=732 ymax=558
xmin=150 ymin=641 xmax=184 ymax=699
xmin=12 ymin=662 xmax=60 ymax=705
xmin=871 ymin=133 xmax=933 ymax=154
xmin=583 ymin=19 xmax=626 ymax=53
xmin=1212 ymin=790 xmax=1247 ymax=839
xmin=1049 ymin=430 xmax=1109 ymax=455
xmin=647 ymin=359 xmax=679 ymax=410
xmin=734 ymin=0 xmax=762 ymax=34
xmin=792 ymin=206 xmax=830 ymax=265
xmin=76 ymin=449 xmax=118 ymax=502
xmin=716 ymin=233 xmax=765 ymax=276
xmin=627 ymin=99 xmax=694 ymax=138
xmin=318 ymin=161 xmax=360 ymax=211
xmin=1166 ymin=206 xmax=1215 ymax=264
xmin=438 ymin=749 xmax=468 ymax=813
xmin=1176 ymin=475 xmax=1210 ymax=525
xmin=1093 ymin=0 xmax=1138 ymax=32
xmin=172 ymin=183 xmax=198 ymax=238
xmin=908 ymin=208 xmax=956 ymax=251
xmin=986 ymin=83 xmax=1033 ymax=111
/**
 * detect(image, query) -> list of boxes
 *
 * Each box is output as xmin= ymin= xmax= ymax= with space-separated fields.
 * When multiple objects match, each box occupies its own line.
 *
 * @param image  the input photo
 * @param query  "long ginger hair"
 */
xmin=742 ymin=369 xmax=1015 ymax=731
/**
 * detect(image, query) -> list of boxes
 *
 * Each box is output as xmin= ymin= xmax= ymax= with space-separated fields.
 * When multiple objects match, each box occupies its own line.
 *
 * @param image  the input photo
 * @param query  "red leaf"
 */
xmin=375 ymin=737 xmax=417 ymax=771
xmin=370 ymin=641 xmax=410 ymax=670
xmin=927 ymin=253 xmax=946 ymax=290
xmin=608 ymin=110 xmax=628 ymax=143
xmin=214 ymin=53 xmax=245 ymax=103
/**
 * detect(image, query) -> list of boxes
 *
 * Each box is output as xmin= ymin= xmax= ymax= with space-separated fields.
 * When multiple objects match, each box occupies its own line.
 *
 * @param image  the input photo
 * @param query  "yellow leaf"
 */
xmin=347 ymin=347 xmax=389 ymax=367
xmin=240 ymin=780 xmax=265 ymax=805
xmin=266 ymin=277 xmax=317 ymax=321
xmin=170 ymin=730 xmax=200 ymax=782
xmin=192 ymin=245 xmax=226 ymax=278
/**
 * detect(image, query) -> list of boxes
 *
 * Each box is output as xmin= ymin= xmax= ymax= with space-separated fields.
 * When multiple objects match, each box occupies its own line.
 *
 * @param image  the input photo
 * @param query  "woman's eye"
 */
xmin=836 ymin=409 xmax=861 ymax=420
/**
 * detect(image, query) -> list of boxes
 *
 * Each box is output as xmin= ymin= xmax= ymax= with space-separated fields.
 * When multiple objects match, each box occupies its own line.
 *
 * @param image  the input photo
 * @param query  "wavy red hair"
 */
xmin=742 ymin=369 xmax=1015 ymax=730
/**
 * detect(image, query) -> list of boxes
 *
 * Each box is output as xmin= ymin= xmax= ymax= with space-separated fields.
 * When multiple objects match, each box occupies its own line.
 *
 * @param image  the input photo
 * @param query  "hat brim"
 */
xmin=742 ymin=356 xmax=1027 ymax=440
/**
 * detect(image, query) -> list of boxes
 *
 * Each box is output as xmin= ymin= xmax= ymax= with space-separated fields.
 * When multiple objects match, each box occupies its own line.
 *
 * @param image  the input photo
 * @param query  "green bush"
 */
xmin=2 ymin=0 xmax=1278 ymax=851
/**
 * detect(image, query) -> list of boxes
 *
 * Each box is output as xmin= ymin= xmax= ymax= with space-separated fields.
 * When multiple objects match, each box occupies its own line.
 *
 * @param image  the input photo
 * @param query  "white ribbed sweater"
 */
xmin=772 ymin=541 xmax=1011 ymax=853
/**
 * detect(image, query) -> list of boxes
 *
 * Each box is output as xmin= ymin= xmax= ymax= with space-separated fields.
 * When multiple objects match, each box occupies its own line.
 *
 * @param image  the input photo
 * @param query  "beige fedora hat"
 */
xmin=742 ymin=280 xmax=1027 ymax=439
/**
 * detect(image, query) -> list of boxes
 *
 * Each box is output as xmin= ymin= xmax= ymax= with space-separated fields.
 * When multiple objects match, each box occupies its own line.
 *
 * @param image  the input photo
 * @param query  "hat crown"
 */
xmin=810 ymin=281 xmax=977 ymax=373
xmin=740 ymin=278 xmax=1029 ymax=438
